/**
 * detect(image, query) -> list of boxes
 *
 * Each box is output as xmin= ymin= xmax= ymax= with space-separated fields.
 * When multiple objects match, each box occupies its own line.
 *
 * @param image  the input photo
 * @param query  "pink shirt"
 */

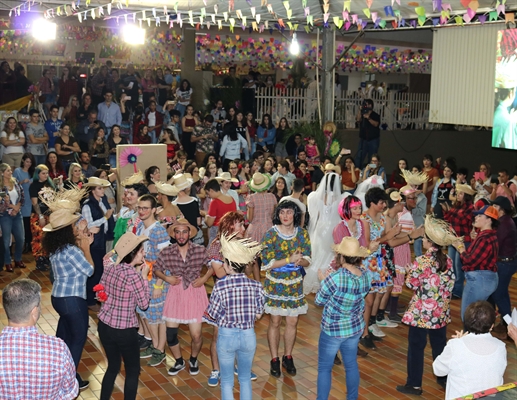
xmin=495 ymin=182 xmax=516 ymax=205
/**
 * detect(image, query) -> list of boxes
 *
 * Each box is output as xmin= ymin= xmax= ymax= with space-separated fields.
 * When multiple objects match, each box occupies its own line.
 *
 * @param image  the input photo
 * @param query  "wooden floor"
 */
xmin=0 ymin=251 xmax=516 ymax=400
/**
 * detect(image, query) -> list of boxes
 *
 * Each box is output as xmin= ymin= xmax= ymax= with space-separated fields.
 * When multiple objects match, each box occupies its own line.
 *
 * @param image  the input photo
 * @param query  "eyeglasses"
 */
xmin=406 ymin=196 xmax=416 ymax=200
xmin=137 ymin=206 xmax=151 ymax=211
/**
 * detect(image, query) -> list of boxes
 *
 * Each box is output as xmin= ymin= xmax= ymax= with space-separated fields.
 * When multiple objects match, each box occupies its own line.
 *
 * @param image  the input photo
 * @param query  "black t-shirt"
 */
xmin=55 ymin=136 xmax=79 ymax=162
xmin=311 ymin=167 xmax=324 ymax=186
xmin=29 ymin=180 xmax=52 ymax=214
xmin=120 ymin=73 xmax=141 ymax=101
xmin=174 ymin=198 xmax=200 ymax=228
xmin=359 ymin=110 xmax=381 ymax=141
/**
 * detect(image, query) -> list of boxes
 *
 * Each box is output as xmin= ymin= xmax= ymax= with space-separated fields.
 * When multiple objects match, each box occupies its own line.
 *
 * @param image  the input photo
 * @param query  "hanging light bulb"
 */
xmin=290 ymin=33 xmax=300 ymax=56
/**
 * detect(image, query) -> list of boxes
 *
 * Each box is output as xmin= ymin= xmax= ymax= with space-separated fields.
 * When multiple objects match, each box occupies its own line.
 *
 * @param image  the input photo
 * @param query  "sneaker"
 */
xmin=359 ymin=334 xmax=377 ymax=350
xmin=36 ymin=257 xmax=49 ymax=272
xmin=148 ymin=349 xmax=166 ymax=366
xmin=369 ymin=324 xmax=386 ymax=338
xmin=207 ymin=370 xmax=220 ymax=387
xmin=270 ymin=358 xmax=281 ymax=378
xmin=78 ymin=380 xmax=89 ymax=390
xmin=140 ymin=345 xmax=155 ymax=359
xmin=396 ymin=385 xmax=423 ymax=395
xmin=168 ymin=360 xmax=186 ymax=376
xmin=189 ymin=359 xmax=200 ymax=375
xmin=282 ymin=355 xmax=297 ymax=376
xmin=376 ymin=319 xmax=398 ymax=328
xmin=138 ymin=335 xmax=152 ymax=350
xmin=250 ymin=371 xmax=257 ymax=381
xmin=387 ymin=314 xmax=402 ymax=323
xmin=233 ymin=366 xmax=258 ymax=380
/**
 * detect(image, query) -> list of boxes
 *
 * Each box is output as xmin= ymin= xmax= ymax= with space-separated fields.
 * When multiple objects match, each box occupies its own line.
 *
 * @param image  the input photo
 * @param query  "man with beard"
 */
xmin=153 ymin=219 xmax=211 ymax=376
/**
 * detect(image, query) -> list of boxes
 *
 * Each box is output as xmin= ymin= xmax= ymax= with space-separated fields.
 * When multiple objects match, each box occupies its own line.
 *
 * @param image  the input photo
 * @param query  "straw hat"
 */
xmin=120 ymin=170 xmax=144 ymax=187
xmin=155 ymin=181 xmax=178 ymax=197
xmin=248 ymin=172 xmax=271 ymax=192
xmin=331 ymin=237 xmax=369 ymax=258
xmin=424 ymin=215 xmax=460 ymax=247
xmin=114 ymin=231 xmax=149 ymax=264
xmin=198 ymin=167 xmax=206 ymax=180
xmin=167 ymin=218 xmax=198 ymax=239
xmin=39 ymin=185 xmax=87 ymax=213
xmin=220 ymin=233 xmax=264 ymax=265
xmin=172 ymin=173 xmax=193 ymax=191
xmin=184 ymin=172 xmax=200 ymax=183
xmin=455 ymin=184 xmax=476 ymax=196
xmin=84 ymin=177 xmax=111 ymax=188
xmin=400 ymin=185 xmax=417 ymax=196
xmin=43 ymin=209 xmax=81 ymax=232
xmin=215 ymin=171 xmax=239 ymax=183
xmin=401 ymin=169 xmax=428 ymax=186
xmin=324 ymin=163 xmax=341 ymax=175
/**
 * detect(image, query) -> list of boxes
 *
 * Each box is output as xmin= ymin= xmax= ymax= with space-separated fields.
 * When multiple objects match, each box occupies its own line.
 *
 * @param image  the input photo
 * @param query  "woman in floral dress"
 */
xmin=396 ymin=215 xmax=455 ymax=396
xmin=247 ymin=173 xmax=277 ymax=243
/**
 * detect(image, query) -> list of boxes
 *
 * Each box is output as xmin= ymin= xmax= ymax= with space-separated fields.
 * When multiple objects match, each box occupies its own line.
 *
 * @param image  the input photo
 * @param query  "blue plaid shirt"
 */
xmin=50 ymin=245 xmax=94 ymax=299
xmin=203 ymin=274 xmax=266 ymax=330
xmin=315 ymin=267 xmax=371 ymax=338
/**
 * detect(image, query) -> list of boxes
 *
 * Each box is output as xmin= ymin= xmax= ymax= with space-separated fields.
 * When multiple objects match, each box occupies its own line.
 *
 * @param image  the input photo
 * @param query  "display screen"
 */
xmin=493 ymin=29 xmax=517 ymax=150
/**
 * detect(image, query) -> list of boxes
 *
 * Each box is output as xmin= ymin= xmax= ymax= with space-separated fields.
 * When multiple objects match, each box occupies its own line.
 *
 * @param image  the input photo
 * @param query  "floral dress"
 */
xmin=360 ymin=213 xmax=389 ymax=293
xmin=261 ymin=226 xmax=312 ymax=316
xmin=402 ymin=248 xmax=455 ymax=329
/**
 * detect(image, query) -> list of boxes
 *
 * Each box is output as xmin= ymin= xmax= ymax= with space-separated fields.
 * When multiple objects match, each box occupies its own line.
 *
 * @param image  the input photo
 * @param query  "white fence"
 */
xmin=255 ymin=88 xmax=433 ymax=130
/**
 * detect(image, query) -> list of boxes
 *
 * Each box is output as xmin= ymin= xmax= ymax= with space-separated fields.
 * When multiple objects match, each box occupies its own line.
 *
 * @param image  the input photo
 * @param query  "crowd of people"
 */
xmin=0 ymin=59 xmax=516 ymax=400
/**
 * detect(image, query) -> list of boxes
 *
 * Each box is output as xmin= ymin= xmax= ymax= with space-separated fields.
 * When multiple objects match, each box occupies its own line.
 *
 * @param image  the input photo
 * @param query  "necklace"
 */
xmin=344 ymin=219 xmax=362 ymax=239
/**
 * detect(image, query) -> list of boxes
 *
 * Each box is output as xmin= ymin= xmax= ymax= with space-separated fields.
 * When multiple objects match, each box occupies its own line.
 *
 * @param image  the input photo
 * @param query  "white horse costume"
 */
xmin=303 ymin=172 xmax=350 ymax=294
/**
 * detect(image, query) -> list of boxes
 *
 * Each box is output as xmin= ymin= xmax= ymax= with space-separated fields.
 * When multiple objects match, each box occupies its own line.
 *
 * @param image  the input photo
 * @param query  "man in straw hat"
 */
xmin=153 ymin=218 xmax=211 ymax=377
xmin=204 ymin=178 xmax=237 ymax=245
xmin=0 ymin=279 xmax=78 ymax=399
xmin=396 ymin=215 xmax=455 ymax=396
xmin=203 ymin=233 xmax=266 ymax=400
xmin=81 ymin=176 xmax=115 ymax=312
xmin=315 ymin=237 xmax=372 ymax=400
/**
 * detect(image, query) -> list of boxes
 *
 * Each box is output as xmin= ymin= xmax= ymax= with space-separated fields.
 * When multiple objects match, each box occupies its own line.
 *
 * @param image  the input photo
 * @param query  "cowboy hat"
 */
xmin=248 ymin=172 xmax=271 ymax=192
xmin=83 ymin=177 xmax=111 ymax=188
xmin=155 ymin=181 xmax=178 ymax=197
xmin=401 ymin=169 xmax=428 ymax=186
xmin=167 ymin=218 xmax=198 ymax=239
xmin=120 ymin=170 xmax=144 ymax=187
xmin=424 ymin=215 xmax=460 ymax=247
xmin=114 ymin=231 xmax=149 ymax=265
xmin=455 ymin=184 xmax=476 ymax=196
xmin=172 ymin=173 xmax=193 ymax=191
xmin=324 ymin=163 xmax=341 ymax=175
xmin=220 ymin=233 xmax=264 ymax=265
xmin=43 ymin=209 xmax=81 ymax=232
xmin=215 ymin=172 xmax=239 ymax=183
xmin=331 ymin=237 xmax=369 ymax=258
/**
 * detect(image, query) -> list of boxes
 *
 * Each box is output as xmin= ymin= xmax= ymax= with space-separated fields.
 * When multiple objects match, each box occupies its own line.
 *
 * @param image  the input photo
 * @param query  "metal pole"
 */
xmin=321 ymin=28 xmax=335 ymax=124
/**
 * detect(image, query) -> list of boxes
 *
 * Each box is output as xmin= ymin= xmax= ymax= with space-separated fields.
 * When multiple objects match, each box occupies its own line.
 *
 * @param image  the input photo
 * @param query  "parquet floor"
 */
xmin=0 ymin=251 xmax=516 ymax=400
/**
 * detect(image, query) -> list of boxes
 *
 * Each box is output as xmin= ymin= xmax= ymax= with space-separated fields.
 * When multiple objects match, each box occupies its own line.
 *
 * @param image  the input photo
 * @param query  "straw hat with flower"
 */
xmin=220 ymin=233 xmax=264 ymax=265
xmin=401 ymin=169 xmax=428 ymax=186
xmin=400 ymin=184 xmax=418 ymax=196
xmin=424 ymin=215 xmax=461 ymax=247
xmin=39 ymin=184 xmax=87 ymax=213
xmin=113 ymin=231 xmax=149 ymax=264
xmin=455 ymin=184 xmax=477 ymax=196
xmin=43 ymin=209 xmax=82 ymax=232
xmin=248 ymin=172 xmax=271 ymax=192
xmin=120 ymin=170 xmax=144 ymax=187
xmin=215 ymin=172 xmax=239 ymax=183
xmin=331 ymin=237 xmax=370 ymax=258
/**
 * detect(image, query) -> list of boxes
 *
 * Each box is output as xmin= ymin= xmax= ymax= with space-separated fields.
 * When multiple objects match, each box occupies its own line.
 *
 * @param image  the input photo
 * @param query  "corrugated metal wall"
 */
xmin=430 ymin=25 xmax=500 ymax=127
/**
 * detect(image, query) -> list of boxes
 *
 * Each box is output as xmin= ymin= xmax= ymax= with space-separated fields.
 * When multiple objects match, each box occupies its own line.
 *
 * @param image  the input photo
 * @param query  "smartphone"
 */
xmin=125 ymin=95 xmax=131 ymax=101
xmin=368 ymin=164 xmax=377 ymax=168
xmin=0 ymin=192 xmax=6 ymax=198
xmin=341 ymin=148 xmax=351 ymax=155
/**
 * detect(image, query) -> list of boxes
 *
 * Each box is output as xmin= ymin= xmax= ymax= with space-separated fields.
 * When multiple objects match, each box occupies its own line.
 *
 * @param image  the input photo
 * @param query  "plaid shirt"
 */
xmin=50 ymin=245 xmax=94 ymax=299
xmin=0 ymin=326 xmax=78 ymax=399
xmin=315 ymin=267 xmax=371 ymax=338
xmin=203 ymin=274 xmax=266 ymax=329
xmin=444 ymin=201 xmax=474 ymax=243
xmin=460 ymin=230 xmax=499 ymax=272
xmin=99 ymin=262 xmax=150 ymax=329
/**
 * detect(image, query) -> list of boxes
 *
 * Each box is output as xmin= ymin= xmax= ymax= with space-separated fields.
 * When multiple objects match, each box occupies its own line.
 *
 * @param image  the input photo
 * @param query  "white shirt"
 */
xmin=147 ymin=111 xmax=156 ymax=127
xmin=433 ymin=333 xmax=507 ymax=400
xmin=1 ymin=131 xmax=25 ymax=154
xmin=8 ymin=187 xmax=18 ymax=205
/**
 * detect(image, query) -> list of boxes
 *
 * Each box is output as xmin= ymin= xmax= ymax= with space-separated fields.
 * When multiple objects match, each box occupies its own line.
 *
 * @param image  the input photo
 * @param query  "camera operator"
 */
xmin=355 ymin=99 xmax=380 ymax=168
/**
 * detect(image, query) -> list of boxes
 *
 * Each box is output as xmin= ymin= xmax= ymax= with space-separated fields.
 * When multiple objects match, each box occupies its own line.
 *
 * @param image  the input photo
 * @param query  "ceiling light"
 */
xmin=122 ymin=25 xmax=145 ymax=45
xmin=32 ymin=19 xmax=56 ymax=41
xmin=290 ymin=33 xmax=300 ymax=56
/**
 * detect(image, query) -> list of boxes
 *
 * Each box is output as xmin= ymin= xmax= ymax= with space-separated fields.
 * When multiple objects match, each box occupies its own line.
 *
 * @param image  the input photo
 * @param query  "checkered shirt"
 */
xmin=315 ymin=267 xmax=372 ymax=338
xmin=444 ymin=202 xmax=474 ymax=243
xmin=203 ymin=274 xmax=266 ymax=329
xmin=460 ymin=230 xmax=499 ymax=272
xmin=50 ymin=244 xmax=94 ymax=299
xmin=0 ymin=326 xmax=78 ymax=399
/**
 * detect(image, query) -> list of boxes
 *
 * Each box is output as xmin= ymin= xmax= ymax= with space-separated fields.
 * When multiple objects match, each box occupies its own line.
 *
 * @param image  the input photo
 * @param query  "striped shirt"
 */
xmin=315 ymin=267 xmax=371 ymax=338
xmin=50 ymin=245 xmax=94 ymax=299
xmin=0 ymin=326 xmax=78 ymax=399
xmin=203 ymin=274 xmax=266 ymax=329
xmin=99 ymin=262 xmax=150 ymax=329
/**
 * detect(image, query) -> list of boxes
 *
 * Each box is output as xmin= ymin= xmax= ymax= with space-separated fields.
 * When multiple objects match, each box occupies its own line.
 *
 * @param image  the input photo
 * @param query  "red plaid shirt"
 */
xmin=460 ymin=230 xmax=499 ymax=272
xmin=444 ymin=202 xmax=474 ymax=243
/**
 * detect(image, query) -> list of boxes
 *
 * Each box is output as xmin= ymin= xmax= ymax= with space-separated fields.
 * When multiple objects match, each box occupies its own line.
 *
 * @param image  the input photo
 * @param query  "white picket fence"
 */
xmin=255 ymin=88 xmax=434 ymax=130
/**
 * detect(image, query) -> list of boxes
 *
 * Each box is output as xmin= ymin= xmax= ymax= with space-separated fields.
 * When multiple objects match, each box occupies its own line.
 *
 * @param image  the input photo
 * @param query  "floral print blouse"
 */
xmin=402 ymin=247 xmax=455 ymax=329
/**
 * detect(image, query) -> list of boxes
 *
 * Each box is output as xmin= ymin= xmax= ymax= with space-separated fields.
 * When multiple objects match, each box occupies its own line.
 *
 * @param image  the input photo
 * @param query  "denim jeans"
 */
xmin=0 ymin=212 xmax=24 ymax=265
xmin=109 ymin=154 xmax=117 ymax=167
xmin=98 ymin=320 xmax=141 ymax=400
xmin=490 ymin=259 xmax=517 ymax=317
xmin=406 ymin=325 xmax=447 ymax=388
xmin=317 ymin=331 xmax=361 ymax=400
xmin=51 ymin=296 xmax=89 ymax=384
xmin=217 ymin=327 xmax=256 ymax=400
xmin=461 ymin=270 xmax=499 ymax=320
xmin=449 ymin=242 xmax=471 ymax=298
xmin=33 ymin=155 xmax=46 ymax=166
xmin=413 ymin=238 xmax=423 ymax=258
xmin=87 ymin=250 xmax=105 ymax=306
xmin=354 ymin=137 xmax=380 ymax=168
